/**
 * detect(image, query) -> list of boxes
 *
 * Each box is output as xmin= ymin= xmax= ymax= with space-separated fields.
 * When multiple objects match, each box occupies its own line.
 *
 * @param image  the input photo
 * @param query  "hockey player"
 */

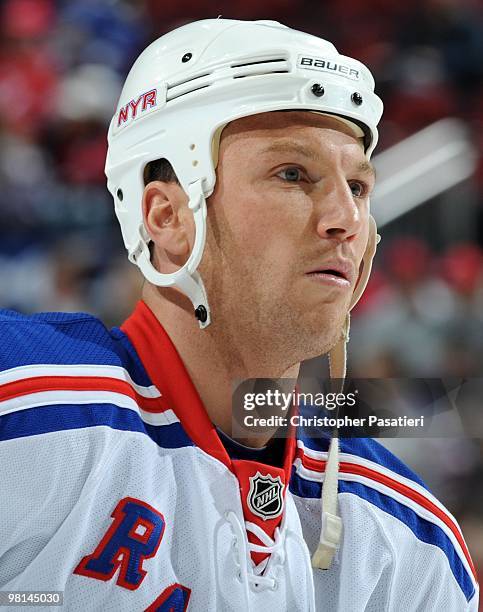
xmin=0 ymin=19 xmax=479 ymax=611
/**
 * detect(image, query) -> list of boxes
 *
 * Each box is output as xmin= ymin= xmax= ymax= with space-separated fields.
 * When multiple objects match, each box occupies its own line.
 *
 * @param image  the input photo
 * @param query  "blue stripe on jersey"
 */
xmin=0 ymin=310 xmax=154 ymax=389
xmin=289 ymin=464 xmax=321 ymax=498
xmin=289 ymin=467 xmax=475 ymax=602
xmin=0 ymin=404 xmax=194 ymax=450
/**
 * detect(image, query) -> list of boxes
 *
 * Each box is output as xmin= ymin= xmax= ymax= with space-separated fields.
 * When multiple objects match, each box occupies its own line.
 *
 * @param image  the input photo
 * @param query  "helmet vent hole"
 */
xmin=166 ymin=56 xmax=288 ymax=101
xmin=190 ymin=144 xmax=196 ymax=150
xmin=182 ymin=52 xmax=192 ymax=63
xmin=116 ymin=188 xmax=123 ymax=201
xmin=231 ymin=57 xmax=289 ymax=79
xmin=231 ymin=58 xmax=286 ymax=68
xmin=192 ymin=160 xmax=198 ymax=167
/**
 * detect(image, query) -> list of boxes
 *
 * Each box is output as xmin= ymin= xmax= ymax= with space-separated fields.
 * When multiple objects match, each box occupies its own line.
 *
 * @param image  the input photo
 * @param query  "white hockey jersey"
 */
xmin=0 ymin=301 xmax=479 ymax=611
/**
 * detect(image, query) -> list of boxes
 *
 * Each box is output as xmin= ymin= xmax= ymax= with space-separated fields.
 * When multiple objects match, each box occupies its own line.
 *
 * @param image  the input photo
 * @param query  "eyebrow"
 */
xmin=357 ymin=160 xmax=376 ymax=178
xmin=260 ymin=141 xmax=376 ymax=178
xmin=261 ymin=141 xmax=320 ymax=162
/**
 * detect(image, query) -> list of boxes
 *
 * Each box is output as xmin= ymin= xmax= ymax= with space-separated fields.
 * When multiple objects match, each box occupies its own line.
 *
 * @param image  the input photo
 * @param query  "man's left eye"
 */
xmin=278 ymin=167 xmax=303 ymax=182
xmin=349 ymin=181 xmax=365 ymax=197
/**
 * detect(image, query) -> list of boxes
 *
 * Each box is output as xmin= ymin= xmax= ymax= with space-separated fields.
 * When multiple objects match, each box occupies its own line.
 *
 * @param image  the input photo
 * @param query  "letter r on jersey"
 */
xmin=74 ymin=497 xmax=165 ymax=590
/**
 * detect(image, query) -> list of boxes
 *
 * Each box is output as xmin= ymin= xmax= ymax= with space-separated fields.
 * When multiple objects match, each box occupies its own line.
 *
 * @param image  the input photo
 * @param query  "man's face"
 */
xmin=201 ymin=111 xmax=375 ymax=367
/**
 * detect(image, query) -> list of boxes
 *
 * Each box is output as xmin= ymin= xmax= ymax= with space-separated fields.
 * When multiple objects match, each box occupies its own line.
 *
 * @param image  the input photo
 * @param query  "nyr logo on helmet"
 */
xmin=298 ymin=55 xmax=360 ymax=80
xmin=117 ymin=89 xmax=157 ymax=128
xmin=247 ymin=472 xmax=284 ymax=521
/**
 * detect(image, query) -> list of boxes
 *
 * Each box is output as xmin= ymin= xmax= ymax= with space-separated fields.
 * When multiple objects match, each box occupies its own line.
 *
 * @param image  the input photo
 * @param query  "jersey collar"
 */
xmin=121 ymin=300 xmax=232 ymax=468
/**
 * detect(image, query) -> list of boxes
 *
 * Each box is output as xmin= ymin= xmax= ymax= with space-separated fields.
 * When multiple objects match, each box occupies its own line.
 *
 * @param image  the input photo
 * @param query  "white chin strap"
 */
xmin=312 ymin=215 xmax=380 ymax=570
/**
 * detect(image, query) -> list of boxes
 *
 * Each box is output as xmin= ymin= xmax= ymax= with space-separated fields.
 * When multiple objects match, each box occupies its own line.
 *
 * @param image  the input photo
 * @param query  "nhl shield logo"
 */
xmin=247 ymin=472 xmax=284 ymax=521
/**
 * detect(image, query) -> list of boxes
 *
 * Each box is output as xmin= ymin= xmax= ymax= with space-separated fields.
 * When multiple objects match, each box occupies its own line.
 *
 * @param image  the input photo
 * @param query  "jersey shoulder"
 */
xmin=291 ymin=433 xmax=478 ymax=605
xmin=0 ymin=308 xmax=140 ymax=372
xmin=0 ymin=308 xmax=193 ymax=451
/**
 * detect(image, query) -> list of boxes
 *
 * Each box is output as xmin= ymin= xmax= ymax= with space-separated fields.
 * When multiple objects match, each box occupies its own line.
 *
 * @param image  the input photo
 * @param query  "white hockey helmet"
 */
xmin=105 ymin=18 xmax=383 ymax=329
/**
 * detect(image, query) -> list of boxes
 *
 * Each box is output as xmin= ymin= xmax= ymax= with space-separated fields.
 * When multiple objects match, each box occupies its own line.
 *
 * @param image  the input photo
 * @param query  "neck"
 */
xmin=142 ymin=283 xmax=300 ymax=448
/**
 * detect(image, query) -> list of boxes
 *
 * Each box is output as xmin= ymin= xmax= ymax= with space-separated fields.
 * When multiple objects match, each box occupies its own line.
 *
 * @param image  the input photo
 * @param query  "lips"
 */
xmin=306 ymin=259 xmax=356 ymax=285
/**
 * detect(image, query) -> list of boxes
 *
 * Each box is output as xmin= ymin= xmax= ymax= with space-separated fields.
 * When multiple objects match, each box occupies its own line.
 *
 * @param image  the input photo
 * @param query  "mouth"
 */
xmin=312 ymin=268 xmax=347 ymax=279
xmin=306 ymin=262 xmax=354 ymax=288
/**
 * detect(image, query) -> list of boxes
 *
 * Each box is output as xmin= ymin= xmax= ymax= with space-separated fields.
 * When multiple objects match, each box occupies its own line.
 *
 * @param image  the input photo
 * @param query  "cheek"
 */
xmin=222 ymin=185 xmax=311 ymax=261
xmin=204 ymin=172 xmax=314 ymax=298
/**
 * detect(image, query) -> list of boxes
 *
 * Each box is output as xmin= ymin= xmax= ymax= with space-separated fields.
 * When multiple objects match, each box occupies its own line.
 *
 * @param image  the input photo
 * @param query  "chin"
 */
xmin=305 ymin=333 xmax=340 ymax=362
xmin=295 ymin=308 xmax=348 ymax=358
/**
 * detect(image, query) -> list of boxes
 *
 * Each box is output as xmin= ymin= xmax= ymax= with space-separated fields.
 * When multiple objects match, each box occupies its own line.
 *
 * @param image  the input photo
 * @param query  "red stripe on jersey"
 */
xmin=0 ymin=375 xmax=168 ymax=413
xmin=122 ymin=301 xmax=233 ymax=469
xmin=295 ymin=448 xmax=477 ymax=580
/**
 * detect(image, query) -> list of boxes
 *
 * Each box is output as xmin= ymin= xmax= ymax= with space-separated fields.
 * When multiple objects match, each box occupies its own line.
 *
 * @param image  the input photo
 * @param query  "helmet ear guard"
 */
xmin=130 ymin=125 xmax=225 ymax=329
xmin=134 ymin=178 xmax=212 ymax=328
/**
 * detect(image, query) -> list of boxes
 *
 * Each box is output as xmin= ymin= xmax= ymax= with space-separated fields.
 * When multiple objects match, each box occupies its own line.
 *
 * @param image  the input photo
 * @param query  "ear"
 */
xmin=142 ymin=181 xmax=193 ymax=266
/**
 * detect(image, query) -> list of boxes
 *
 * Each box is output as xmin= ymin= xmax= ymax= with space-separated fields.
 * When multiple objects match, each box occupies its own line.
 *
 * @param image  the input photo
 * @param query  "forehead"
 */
xmin=219 ymin=111 xmax=366 ymax=162
xmin=222 ymin=110 xmax=361 ymax=142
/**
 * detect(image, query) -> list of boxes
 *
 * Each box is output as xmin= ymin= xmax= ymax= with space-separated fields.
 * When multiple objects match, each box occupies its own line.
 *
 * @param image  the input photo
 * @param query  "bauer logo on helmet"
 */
xmin=298 ymin=56 xmax=360 ymax=80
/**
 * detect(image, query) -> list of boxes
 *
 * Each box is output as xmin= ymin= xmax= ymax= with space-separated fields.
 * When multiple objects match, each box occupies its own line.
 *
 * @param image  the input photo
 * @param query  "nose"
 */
xmin=315 ymin=177 xmax=364 ymax=242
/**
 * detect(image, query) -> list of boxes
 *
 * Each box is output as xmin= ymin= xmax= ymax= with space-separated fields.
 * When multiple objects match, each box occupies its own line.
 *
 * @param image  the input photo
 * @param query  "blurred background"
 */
xmin=0 ymin=0 xmax=481 ymax=596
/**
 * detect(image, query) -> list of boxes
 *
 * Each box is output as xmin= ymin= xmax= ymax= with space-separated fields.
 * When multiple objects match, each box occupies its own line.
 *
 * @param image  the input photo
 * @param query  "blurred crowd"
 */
xmin=351 ymin=238 xmax=483 ymax=378
xmin=0 ymin=0 xmax=482 ymax=592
